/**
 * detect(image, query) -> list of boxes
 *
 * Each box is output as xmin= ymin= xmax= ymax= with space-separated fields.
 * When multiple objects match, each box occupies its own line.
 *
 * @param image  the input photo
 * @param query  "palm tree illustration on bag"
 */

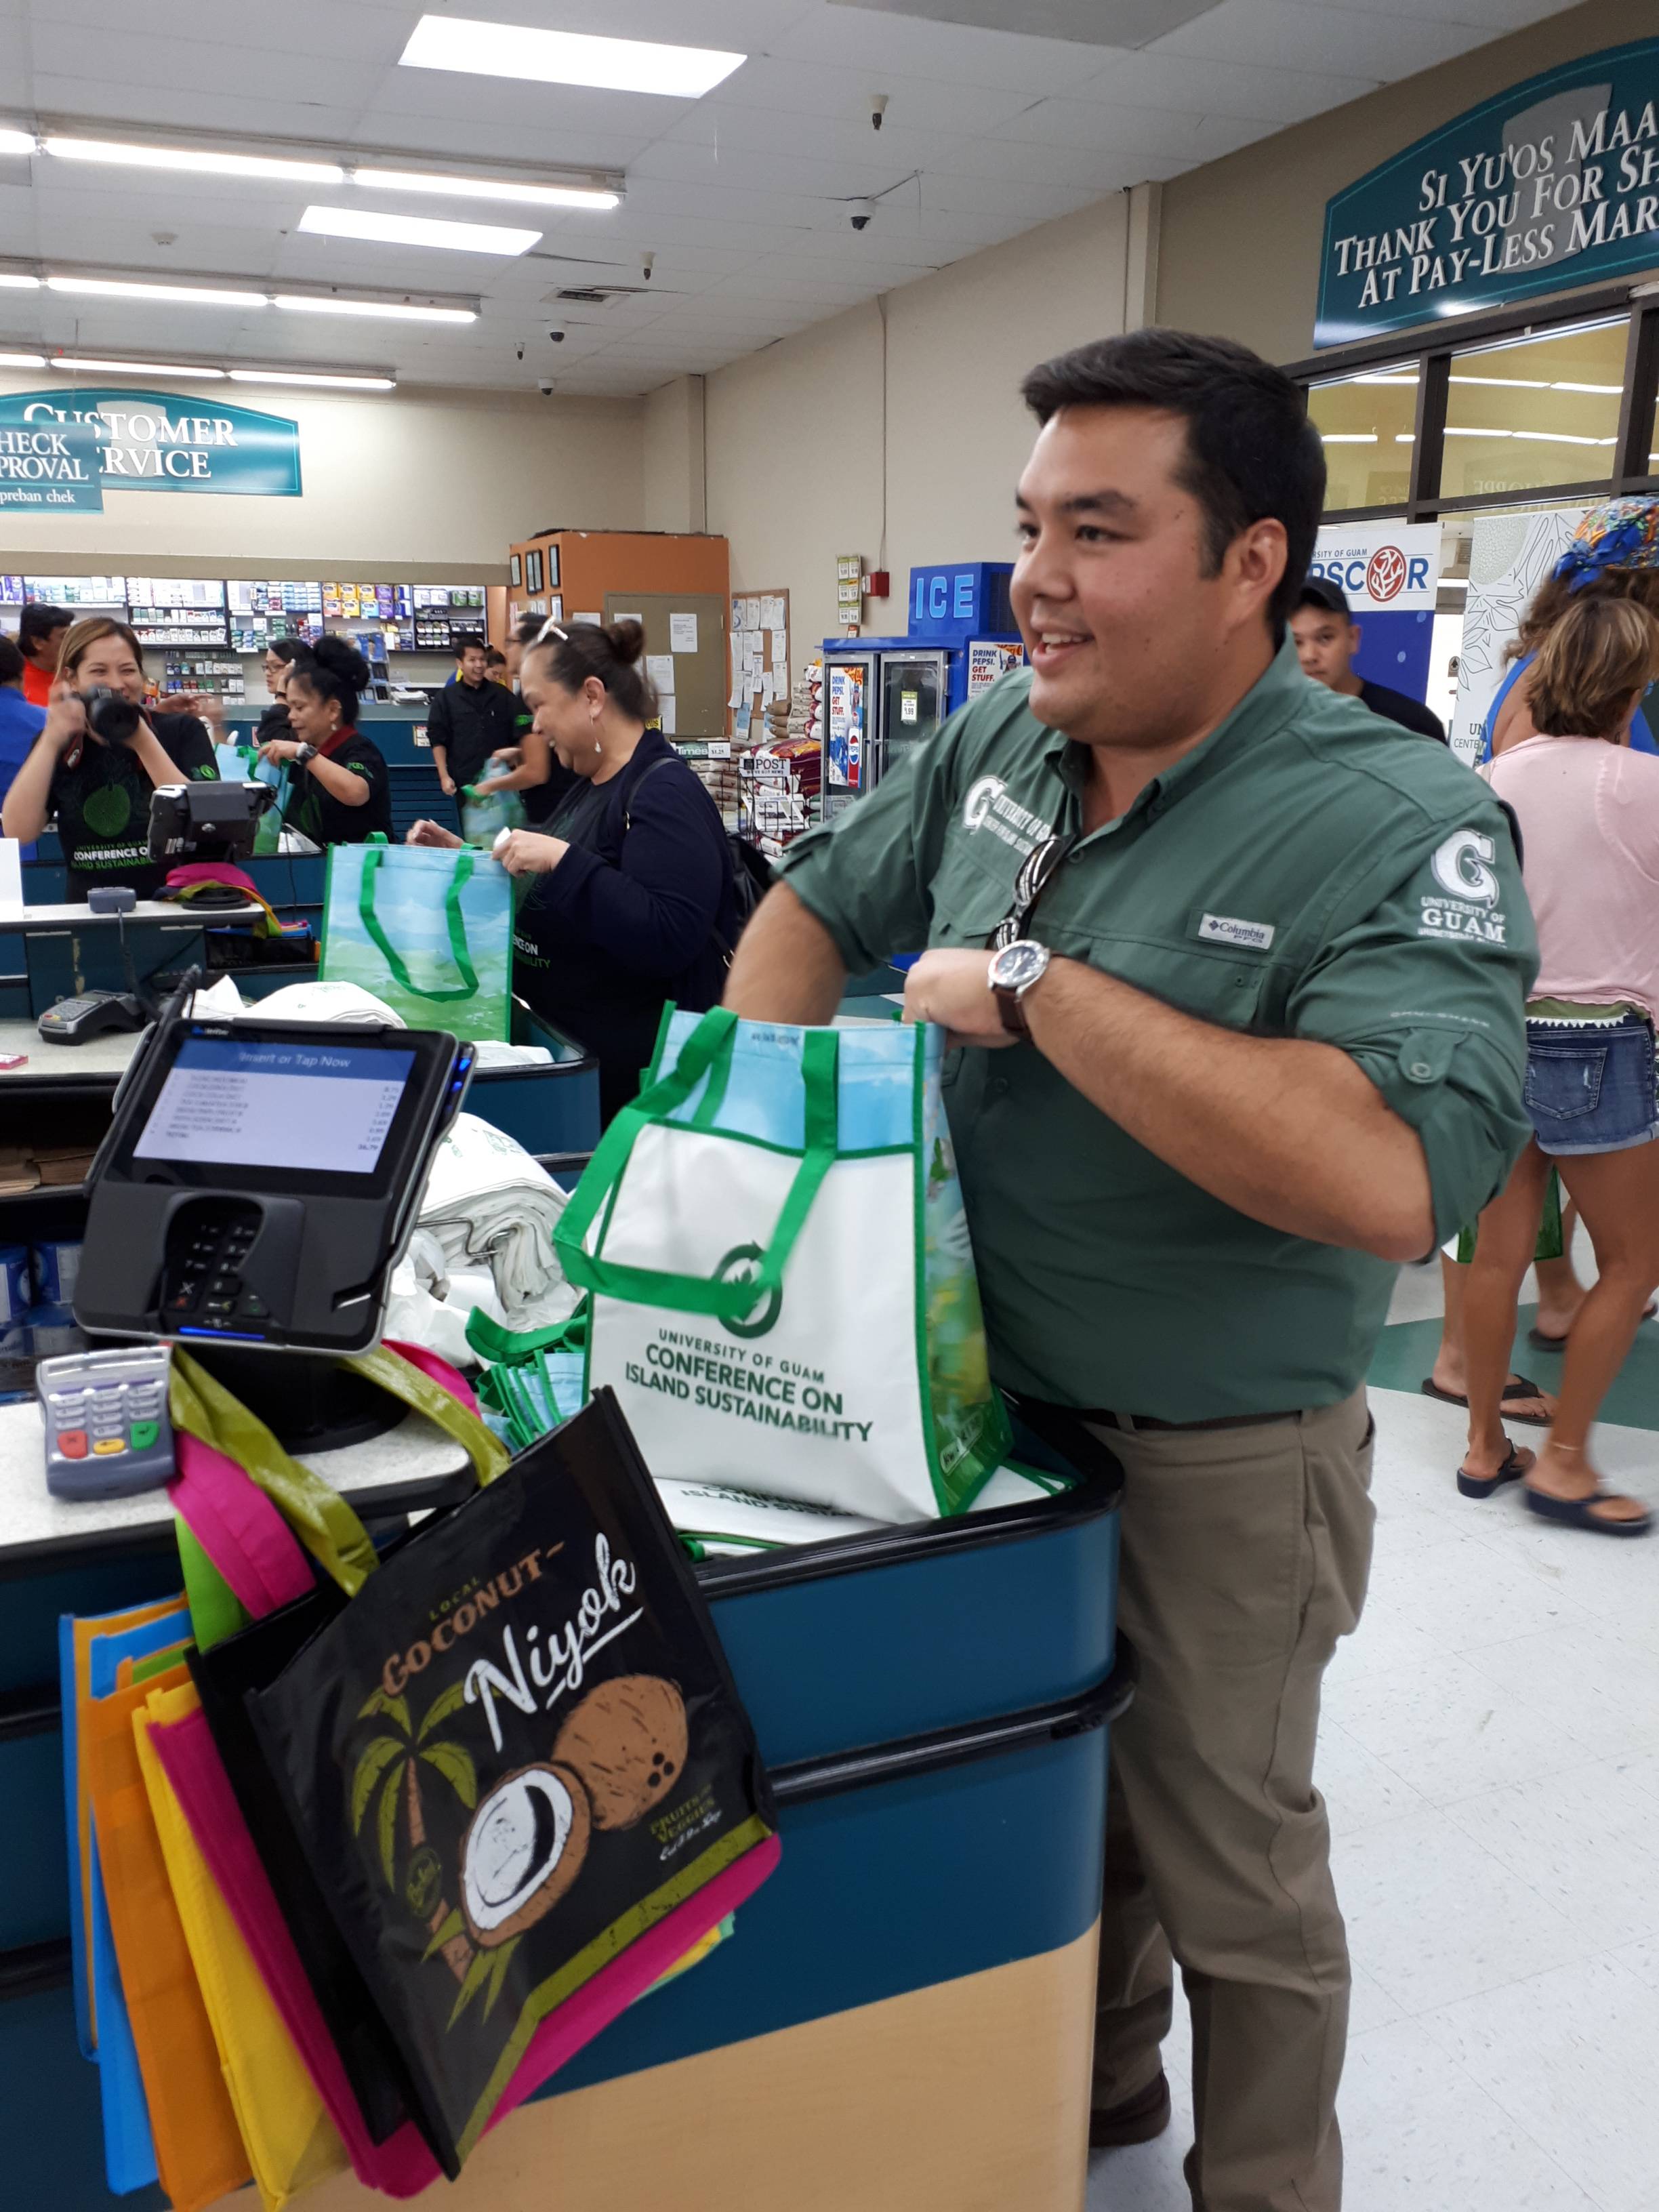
xmin=351 ymin=1682 xmax=478 ymax=1982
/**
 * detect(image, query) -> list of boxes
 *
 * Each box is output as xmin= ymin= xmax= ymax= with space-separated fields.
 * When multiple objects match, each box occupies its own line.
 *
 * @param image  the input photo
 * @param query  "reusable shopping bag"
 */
xmin=245 ymin=1390 xmax=779 ymax=2175
xmin=555 ymin=1006 xmax=1011 ymax=1522
xmin=60 ymin=1596 xmax=190 ymax=2057
xmin=85 ymin=1657 xmax=253 ymax=2212
xmin=320 ymin=839 xmax=514 ymax=1042
xmin=459 ymin=781 xmax=525 ymax=847
xmin=135 ymin=1681 xmax=350 ymax=2211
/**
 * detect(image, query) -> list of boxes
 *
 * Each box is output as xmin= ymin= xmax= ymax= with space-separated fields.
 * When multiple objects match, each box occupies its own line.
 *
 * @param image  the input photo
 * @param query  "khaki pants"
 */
xmin=1088 ymin=1390 xmax=1376 ymax=2212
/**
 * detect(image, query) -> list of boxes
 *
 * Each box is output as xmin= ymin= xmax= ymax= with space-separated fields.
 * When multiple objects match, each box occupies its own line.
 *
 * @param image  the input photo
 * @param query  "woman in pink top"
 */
xmin=1460 ymin=596 xmax=1659 ymax=1534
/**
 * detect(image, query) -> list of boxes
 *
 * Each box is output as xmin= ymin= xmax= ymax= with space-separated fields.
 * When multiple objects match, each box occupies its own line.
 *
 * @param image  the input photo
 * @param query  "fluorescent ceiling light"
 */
xmin=274 ymin=293 xmax=475 ymax=324
xmin=1512 ymin=428 xmax=1614 ymax=445
xmin=52 ymin=356 xmax=227 ymax=377
xmin=1553 ymin=380 xmax=1623 ymax=394
xmin=1439 ymin=577 xmax=1469 ymax=589
xmin=0 ymin=350 xmax=45 ymax=367
xmin=0 ymin=273 xmax=40 ymax=289
xmin=42 ymin=134 xmax=344 ymax=184
xmin=399 ymin=14 xmax=744 ymax=98
xmin=1445 ymin=426 xmax=1509 ymax=437
xmin=228 ymin=367 xmax=395 ymax=390
xmin=47 ymin=274 xmax=268 ymax=308
xmin=300 ymin=204 xmax=538 ymax=255
xmin=1352 ymin=373 xmax=1418 ymax=386
xmin=0 ymin=129 xmax=35 ymax=157
xmin=1450 ymin=374 xmax=1548 ymax=388
xmin=1395 ymin=433 xmax=1415 ymax=443
xmin=352 ymin=165 xmax=617 ymax=211
xmin=1319 ymin=432 xmax=1377 ymax=443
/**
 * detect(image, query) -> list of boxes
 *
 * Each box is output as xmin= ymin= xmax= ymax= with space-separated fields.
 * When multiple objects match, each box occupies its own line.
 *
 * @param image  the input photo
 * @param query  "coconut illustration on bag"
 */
xmin=459 ymin=1763 xmax=591 ymax=1949
xmin=554 ymin=1676 xmax=689 ymax=1830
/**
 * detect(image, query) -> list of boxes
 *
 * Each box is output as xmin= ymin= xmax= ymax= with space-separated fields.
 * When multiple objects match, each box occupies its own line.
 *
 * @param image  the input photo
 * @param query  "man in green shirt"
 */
xmin=725 ymin=329 xmax=1537 ymax=2211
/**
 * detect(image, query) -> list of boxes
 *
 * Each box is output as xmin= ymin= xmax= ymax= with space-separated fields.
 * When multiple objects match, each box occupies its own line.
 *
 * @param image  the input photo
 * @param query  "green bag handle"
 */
xmin=356 ymin=842 xmax=481 ymax=1004
xmin=466 ymin=1298 xmax=589 ymax=1368
xmin=554 ymin=1008 xmax=840 ymax=1323
xmin=169 ymin=1343 xmax=509 ymax=1601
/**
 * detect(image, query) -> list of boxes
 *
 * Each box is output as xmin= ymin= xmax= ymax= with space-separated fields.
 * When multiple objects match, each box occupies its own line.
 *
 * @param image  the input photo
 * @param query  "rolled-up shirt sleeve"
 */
xmin=1287 ymin=808 xmax=1540 ymax=1243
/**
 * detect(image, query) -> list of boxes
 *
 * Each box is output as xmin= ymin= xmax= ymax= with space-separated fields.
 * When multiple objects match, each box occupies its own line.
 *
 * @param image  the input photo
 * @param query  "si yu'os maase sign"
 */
xmin=0 ymin=388 xmax=302 ymax=511
xmin=1317 ymin=38 xmax=1659 ymax=347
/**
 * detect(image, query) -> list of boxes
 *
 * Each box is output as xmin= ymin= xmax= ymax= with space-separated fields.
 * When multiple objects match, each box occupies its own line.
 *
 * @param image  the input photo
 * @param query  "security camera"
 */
xmin=641 ymin=251 xmax=655 ymax=281
xmin=850 ymin=200 xmax=874 ymax=231
xmin=870 ymin=93 xmax=888 ymax=131
xmin=537 ymin=377 xmax=556 ymax=396
xmin=548 ymin=327 xmax=567 ymax=344
xmin=515 ymin=342 xmax=525 ymax=361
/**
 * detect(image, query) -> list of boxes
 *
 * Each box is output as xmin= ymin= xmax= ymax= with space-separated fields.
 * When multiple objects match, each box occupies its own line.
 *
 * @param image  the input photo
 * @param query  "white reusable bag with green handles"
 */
xmin=319 ymin=840 xmax=513 ymax=1041
xmin=554 ymin=1006 xmax=1011 ymax=1522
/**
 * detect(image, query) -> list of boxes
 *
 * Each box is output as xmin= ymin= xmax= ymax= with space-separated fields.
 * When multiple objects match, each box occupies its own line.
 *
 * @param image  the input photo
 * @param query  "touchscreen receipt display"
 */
xmin=134 ymin=1036 xmax=418 ymax=1174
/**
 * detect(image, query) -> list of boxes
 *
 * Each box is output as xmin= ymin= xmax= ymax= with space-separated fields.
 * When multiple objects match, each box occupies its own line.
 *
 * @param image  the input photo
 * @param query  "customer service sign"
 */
xmin=1317 ymin=37 xmax=1659 ymax=347
xmin=0 ymin=388 xmax=301 ymax=508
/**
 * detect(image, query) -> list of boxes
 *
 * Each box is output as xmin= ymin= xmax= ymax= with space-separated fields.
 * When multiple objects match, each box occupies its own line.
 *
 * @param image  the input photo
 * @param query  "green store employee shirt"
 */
xmin=777 ymin=642 xmax=1538 ymax=1420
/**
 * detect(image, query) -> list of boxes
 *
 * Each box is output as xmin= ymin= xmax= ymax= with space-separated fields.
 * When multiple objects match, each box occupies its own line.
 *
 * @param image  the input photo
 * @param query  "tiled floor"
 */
xmin=1087 ymin=1260 xmax=1659 ymax=2211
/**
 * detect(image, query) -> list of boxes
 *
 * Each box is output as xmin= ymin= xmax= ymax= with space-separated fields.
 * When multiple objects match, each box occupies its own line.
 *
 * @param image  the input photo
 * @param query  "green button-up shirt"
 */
xmin=778 ymin=642 xmax=1538 ymax=1419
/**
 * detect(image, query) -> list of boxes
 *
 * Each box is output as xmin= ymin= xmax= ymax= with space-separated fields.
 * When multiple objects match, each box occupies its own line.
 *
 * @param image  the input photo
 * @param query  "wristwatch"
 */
xmin=292 ymin=743 xmax=318 ymax=767
xmin=988 ymin=939 xmax=1051 ymax=1036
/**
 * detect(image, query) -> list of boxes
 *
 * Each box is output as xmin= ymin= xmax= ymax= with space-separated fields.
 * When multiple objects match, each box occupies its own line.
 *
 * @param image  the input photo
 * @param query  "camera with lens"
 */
xmin=80 ymin=686 xmax=143 ymax=747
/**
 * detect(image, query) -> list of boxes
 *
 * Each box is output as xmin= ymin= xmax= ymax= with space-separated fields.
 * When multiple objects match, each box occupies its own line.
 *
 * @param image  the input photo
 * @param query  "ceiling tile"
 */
xmin=826 ymin=0 xmax=1216 ymax=48
xmin=1149 ymin=0 xmax=1492 ymax=80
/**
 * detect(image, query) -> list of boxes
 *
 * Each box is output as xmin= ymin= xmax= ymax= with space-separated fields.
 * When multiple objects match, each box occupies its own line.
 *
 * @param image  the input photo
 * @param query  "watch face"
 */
xmin=994 ymin=941 xmax=1046 ymax=990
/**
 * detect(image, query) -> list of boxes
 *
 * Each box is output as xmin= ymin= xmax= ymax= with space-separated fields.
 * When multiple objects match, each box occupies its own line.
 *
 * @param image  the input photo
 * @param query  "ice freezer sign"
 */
xmin=0 ymin=388 xmax=302 ymax=497
xmin=825 ymin=664 xmax=865 ymax=790
xmin=1317 ymin=37 xmax=1659 ymax=345
xmin=134 ymin=1037 xmax=415 ymax=1173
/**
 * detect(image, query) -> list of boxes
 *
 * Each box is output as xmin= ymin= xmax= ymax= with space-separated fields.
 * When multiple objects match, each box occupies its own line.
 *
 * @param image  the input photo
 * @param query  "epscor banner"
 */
xmin=1308 ymin=522 xmax=1441 ymax=703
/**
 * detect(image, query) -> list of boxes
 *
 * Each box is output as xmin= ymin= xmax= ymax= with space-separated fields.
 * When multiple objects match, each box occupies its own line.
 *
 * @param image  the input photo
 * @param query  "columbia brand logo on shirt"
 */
xmin=961 ymin=774 xmax=1054 ymax=855
xmin=1196 ymin=913 xmax=1275 ymax=951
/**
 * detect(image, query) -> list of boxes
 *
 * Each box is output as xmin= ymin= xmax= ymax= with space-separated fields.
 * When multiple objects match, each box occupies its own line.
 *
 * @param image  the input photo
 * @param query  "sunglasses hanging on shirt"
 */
xmin=991 ymin=833 xmax=1076 ymax=951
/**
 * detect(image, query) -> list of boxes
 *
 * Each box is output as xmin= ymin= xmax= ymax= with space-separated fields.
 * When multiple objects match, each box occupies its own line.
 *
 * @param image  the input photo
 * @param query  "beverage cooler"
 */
xmin=822 ymin=563 xmax=1024 ymax=821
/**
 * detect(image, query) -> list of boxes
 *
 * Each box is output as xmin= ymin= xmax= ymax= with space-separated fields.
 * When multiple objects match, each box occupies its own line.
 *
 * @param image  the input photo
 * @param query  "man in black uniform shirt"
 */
xmin=426 ymin=633 xmax=519 ymax=797
xmin=1290 ymin=579 xmax=1448 ymax=741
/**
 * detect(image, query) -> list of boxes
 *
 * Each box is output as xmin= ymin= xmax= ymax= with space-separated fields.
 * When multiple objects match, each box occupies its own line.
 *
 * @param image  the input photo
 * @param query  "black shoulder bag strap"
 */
xmin=622 ymin=752 xmax=738 ymax=964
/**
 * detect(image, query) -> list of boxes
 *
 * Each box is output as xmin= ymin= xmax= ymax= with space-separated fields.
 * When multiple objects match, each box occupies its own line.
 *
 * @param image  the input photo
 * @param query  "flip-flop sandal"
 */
xmin=1530 ymin=1303 xmax=1658 ymax=1352
xmin=1524 ymin=1486 xmax=1652 ymax=1538
xmin=1422 ymin=1376 xmax=1553 ymax=1426
xmin=1457 ymin=1445 xmax=1530 ymax=1500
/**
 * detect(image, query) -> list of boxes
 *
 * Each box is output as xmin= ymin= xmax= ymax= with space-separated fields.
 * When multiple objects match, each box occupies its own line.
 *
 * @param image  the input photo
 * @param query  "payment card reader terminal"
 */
xmin=74 ymin=998 xmax=474 ymax=1355
xmin=39 ymin=1345 xmax=175 ymax=1499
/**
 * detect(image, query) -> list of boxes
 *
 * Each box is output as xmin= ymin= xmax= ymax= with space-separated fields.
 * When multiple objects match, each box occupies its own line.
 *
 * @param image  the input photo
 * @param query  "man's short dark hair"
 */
xmin=0 ymin=636 xmax=23 ymax=686
xmin=514 ymin=613 xmax=546 ymax=648
xmin=453 ymin=631 xmax=487 ymax=657
xmin=1021 ymin=329 xmax=1326 ymax=638
xmin=18 ymin=602 xmax=72 ymax=659
xmin=1296 ymin=579 xmax=1353 ymax=621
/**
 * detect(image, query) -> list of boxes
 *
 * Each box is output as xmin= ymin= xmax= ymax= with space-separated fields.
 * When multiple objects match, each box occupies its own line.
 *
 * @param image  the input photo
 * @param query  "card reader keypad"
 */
xmin=162 ymin=1203 xmax=268 ymax=1330
xmin=40 ymin=1347 xmax=176 ymax=1499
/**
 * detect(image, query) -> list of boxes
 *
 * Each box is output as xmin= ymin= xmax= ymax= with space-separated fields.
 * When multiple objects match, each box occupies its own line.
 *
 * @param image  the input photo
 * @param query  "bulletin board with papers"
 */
xmin=729 ymin=590 xmax=790 ymax=739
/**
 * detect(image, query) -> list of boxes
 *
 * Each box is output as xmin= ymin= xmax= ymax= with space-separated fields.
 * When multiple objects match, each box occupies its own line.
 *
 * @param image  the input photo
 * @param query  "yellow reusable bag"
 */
xmin=136 ymin=1682 xmax=348 ymax=2211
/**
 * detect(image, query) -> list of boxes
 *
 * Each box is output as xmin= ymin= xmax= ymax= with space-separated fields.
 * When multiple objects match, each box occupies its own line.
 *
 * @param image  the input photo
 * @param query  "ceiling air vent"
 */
xmin=554 ymin=287 xmax=611 ymax=304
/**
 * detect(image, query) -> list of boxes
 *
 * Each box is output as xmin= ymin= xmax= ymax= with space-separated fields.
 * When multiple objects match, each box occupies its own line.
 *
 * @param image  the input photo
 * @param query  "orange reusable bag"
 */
xmin=68 ymin=1595 xmax=188 ymax=2046
xmin=85 ymin=1660 xmax=252 ymax=2212
xmin=136 ymin=1682 xmax=348 ymax=2211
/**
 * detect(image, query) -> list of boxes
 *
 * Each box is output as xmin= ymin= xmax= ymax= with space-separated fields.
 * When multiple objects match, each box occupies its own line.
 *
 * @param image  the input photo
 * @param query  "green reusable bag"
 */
xmin=319 ymin=840 xmax=514 ymax=1041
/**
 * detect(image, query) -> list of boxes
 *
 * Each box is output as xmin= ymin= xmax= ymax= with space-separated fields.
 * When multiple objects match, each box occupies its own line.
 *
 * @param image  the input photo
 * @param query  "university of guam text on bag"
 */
xmin=555 ymin=1008 xmax=1011 ymax=1522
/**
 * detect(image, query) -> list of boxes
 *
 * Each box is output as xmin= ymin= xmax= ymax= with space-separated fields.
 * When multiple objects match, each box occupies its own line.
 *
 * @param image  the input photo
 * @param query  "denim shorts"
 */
xmin=1523 ymin=1014 xmax=1659 ymax=1156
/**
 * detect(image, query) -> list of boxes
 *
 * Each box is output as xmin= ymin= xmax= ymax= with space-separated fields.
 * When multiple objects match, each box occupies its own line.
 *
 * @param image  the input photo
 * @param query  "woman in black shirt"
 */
xmin=410 ymin=621 xmax=739 ymax=1122
xmin=257 ymin=634 xmax=392 ymax=846
xmin=1 ymin=616 xmax=218 ymax=897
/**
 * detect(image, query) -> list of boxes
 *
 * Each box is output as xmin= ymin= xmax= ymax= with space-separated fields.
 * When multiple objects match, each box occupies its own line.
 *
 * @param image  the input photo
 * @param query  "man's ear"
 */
xmin=1350 ymin=623 xmax=1363 ymax=653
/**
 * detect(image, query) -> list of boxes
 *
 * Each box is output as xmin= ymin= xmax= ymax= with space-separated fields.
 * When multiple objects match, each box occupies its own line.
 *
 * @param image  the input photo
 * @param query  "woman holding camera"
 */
xmin=1 ymin=617 xmax=218 ymax=897
xmin=257 ymin=634 xmax=391 ymax=847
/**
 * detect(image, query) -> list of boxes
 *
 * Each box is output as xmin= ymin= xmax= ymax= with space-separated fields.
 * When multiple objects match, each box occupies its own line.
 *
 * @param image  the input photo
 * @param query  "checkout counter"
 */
xmin=0 ymin=763 xmax=1126 ymax=2212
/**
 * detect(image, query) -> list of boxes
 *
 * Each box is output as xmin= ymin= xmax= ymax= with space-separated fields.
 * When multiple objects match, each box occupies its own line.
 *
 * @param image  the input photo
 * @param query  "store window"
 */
xmin=1439 ymin=315 xmax=1627 ymax=501
xmin=1307 ymin=367 xmax=1416 ymax=512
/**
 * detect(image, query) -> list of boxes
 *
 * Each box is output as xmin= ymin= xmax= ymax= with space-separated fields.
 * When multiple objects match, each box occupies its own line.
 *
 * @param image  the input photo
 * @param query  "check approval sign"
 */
xmin=0 ymin=388 xmax=302 ymax=501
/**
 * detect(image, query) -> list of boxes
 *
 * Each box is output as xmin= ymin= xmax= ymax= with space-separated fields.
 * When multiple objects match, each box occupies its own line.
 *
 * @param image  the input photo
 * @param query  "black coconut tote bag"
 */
xmin=244 ymin=1389 xmax=780 ymax=2177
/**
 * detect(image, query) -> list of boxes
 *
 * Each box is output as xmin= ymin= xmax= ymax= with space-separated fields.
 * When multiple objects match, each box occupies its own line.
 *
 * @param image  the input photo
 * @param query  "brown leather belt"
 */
xmin=1077 ymin=1408 xmax=1301 ymax=1434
